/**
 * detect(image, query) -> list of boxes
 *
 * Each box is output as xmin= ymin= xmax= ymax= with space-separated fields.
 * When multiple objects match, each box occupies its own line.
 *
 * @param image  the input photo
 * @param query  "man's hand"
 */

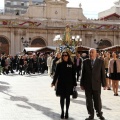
xmin=80 ymin=86 xmax=85 ymax=90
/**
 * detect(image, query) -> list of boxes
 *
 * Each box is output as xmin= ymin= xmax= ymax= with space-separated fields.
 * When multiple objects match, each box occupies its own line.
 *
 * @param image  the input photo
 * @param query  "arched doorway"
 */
xmin=0 ymin=36 xmax=9 ymax=55
xmin=98 ymin=40 xmax=112 ymax=49
xmin=31 ymin=38 xmax=46 ymax=47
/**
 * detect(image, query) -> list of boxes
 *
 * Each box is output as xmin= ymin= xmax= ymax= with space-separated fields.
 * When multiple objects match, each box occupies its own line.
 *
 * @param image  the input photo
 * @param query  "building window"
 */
xmin=36 ymin=3 xmax=39 ymax=5
xmin=6 ymin=1 xmax=11 ymax=5
xmin=13 ymin=2 xmax=18 ymax=5
xmin=6 ymin=7 xmax=11 ymax=11
xmin=21 ymin=2 xmax=24 ymax=6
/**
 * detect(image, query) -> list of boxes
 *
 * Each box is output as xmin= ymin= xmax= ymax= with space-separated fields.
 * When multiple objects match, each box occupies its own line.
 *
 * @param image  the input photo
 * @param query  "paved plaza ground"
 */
xmin=0 ymin=72 xmax=120 ymax=120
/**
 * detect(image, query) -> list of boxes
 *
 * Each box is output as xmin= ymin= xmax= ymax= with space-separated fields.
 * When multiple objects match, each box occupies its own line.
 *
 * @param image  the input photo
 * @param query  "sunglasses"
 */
xmin=62 ymin=54 xmax=68 ymax=57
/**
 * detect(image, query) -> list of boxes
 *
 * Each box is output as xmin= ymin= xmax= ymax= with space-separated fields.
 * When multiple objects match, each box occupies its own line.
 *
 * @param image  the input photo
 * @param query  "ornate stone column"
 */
xmin=85 ymin=32 xmax=93 ymax=47
xmin=10 ymin=28 xmax=15 ymax=55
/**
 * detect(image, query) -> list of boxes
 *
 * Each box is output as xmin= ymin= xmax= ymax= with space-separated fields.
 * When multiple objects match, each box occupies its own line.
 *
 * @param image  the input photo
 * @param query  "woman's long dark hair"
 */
xmin=61 ymin=51 xmax=72 ymax=63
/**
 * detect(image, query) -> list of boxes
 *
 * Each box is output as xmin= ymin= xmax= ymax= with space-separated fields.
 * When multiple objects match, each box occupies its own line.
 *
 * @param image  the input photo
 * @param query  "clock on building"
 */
xmin=55 ymin=11 xmax=58 ymax=14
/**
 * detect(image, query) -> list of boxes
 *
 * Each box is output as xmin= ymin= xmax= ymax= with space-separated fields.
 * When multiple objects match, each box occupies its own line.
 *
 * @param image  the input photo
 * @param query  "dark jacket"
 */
xmin=80 ymin=58 xmax=106 ymax=91
xmin=73 ymin=57 xmax=83 ymax=69
xmin=52 ymin=61 xmax=77 ymax=96
xmin=52 ymin=57 xmax=60 ymax=74
xmin=1 ymin=57 xmax=5 ymax=67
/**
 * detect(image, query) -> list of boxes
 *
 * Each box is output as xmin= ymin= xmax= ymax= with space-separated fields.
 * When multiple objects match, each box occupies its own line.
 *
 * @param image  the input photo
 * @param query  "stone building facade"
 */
xmin=5 ymin=0 xmax=43 ymax=15
xmin=0 ymin=0 xmax=120 ymax=55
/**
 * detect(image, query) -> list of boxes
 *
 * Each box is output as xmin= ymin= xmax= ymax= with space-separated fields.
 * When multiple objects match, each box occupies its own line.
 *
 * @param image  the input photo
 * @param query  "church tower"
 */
xmin=44 ymin=0 xmax=69 ymax=20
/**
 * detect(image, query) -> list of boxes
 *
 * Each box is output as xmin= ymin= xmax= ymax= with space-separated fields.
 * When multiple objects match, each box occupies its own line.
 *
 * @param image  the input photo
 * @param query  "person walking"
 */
xmin=108 ymin=52 xmax=120 ymax=96
xmin=47 ymin=53 xmax=53 ymax=76
xmin=51 ymin=51 xmax=77 ymax=119
xmin=39 ymin=54 xmax=46 ymax=74
xmin=80 ymin=48 xmax=106 ymax=120
xmin=73 ymin=52 xmax=83 ymax=81
xmin=51 ymin=52 xmax=61 ymax=76
xmin=104 ymin=52 xmax=111 ymax=90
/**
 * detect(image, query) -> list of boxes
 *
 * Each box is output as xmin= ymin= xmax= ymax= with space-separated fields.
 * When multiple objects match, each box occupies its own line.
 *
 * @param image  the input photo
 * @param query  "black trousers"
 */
xmin=85 ymin=89 xmax=102 ymax=116
xmin=75 ymin=66 xmax=81 ymax=81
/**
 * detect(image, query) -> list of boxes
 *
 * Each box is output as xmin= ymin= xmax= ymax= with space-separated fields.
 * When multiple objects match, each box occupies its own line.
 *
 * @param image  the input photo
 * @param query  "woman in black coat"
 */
xmin=51 ymin=51 xmax=77 ymax=119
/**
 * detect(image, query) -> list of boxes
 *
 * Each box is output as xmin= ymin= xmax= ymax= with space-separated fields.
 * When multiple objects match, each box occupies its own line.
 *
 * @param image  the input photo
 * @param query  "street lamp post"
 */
xmin=21 ymin=37 xmax=31 ymax=47
xmin=53 ymin=34 xmax=82 ymax=53
xmin=71 ymin=35 xmax=82 ymax=46
xmin=53 ymin=25 xmax=82 ymax=54
xmin=0 ymin=42 xmax=1 ymax=55
xmin=53 ymin=35 xmax=63 ymax=52
xmin=94 ymin=39 xmax=103 ymax=45
xmin=94 ymin=39 xmax=103 ymax=52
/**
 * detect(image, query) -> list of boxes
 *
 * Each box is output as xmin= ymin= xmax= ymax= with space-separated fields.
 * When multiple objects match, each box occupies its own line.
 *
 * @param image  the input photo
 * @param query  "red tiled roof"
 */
xmin=100 ymin=13 xmax=120 ymax=20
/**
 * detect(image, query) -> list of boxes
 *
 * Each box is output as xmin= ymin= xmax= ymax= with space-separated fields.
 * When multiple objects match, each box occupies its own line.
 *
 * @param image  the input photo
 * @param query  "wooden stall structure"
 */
xmin=23 ymin=47 xmax=41 ymax=55
xmin=23 ymin=46 xmax=56 ymax=55
xmin=102 ymin=45 xmax=120 ymax=53
xmin=36 ymin=46 xmax=56 ymax=53
xmin=76 ymin=45 xmax=91 ymax=54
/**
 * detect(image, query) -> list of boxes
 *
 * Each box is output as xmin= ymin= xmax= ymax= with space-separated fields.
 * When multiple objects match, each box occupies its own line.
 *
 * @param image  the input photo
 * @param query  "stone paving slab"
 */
xmin=0 ymin=73 xmax=120 ymax=120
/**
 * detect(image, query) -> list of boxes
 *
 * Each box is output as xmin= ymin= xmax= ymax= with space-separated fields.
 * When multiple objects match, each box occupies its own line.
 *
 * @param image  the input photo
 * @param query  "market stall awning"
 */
xmin=36 ymin=46 xmax=56 ymax=53
xmin=23 ymin=47 xmax=42 ymax=52
xmin=102 ymin=45 xmax=120 ymax=52
xmin=23 ymin=46 xmax=56 ymax=53
xmin=76 ymin=45 xmax=91 ymax=51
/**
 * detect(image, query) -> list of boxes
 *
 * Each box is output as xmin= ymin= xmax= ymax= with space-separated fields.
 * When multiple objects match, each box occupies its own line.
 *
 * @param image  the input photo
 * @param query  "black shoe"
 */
xmin=61 ymin=111 xmax=64 ymax=119
xmin=107 ymin=87 xmax=111 ymax=90
xmin=85 ymin=115 xmax=94 ymax=120
xmin=65 ymin=112 xmax=69 ymax=119
xmin=99 ymin=116 xmax=105 ymax=120
xmin=114 ymin=94 xmax=119 ymax=96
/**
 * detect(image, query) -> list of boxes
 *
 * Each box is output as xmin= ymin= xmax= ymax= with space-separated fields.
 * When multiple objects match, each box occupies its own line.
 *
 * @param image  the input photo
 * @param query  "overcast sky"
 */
xmin=0 ymin=0 xmax=117 ymax=18
xmin=67 ymin=0 xmax=116 ymax=18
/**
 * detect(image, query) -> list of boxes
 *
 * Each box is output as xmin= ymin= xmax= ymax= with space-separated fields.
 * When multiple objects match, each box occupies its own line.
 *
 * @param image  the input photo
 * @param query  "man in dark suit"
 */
xmin=39 ymin=54 xmax=46 ymax=74
xmin=74 ymin=52 xmax=83 ymax=81
xmin=80 ymin=48 xmax=106 ymax=120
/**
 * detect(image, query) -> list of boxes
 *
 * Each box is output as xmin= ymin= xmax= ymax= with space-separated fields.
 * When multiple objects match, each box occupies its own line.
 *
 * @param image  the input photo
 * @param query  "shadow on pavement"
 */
xmin=0 ymin=81 xmax=10 ymax=85
xmin=77 ymin=94 xmax=85 ymax=99
xmin=71 ymin=99 xmax=86 ymax=105
xmin=3 ymin=93 xmax=75 ymax=120
xmin=16 ymin=104 xmax=31 ymax=109
xmin=102 ymin=105 xmax=112 ymax=110
xmin=71 ymin=93 xmax=111 ymax=111
xmin=0 ymin=83 xmax=10 ymax=93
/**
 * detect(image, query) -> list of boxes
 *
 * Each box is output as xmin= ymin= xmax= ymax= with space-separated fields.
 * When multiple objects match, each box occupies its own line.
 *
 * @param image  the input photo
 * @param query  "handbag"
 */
xmin=72 ymin=87 xmax=78 ymax=99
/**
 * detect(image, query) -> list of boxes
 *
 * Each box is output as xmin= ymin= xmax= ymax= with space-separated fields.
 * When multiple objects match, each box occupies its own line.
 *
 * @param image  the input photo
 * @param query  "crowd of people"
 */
xmin=0 ymin=53 xmax=47 ymax=75
xmin=0 ymin=52 xmax=85 ymax=76
xmin=0 ymin=49 xmax=120 ymax=120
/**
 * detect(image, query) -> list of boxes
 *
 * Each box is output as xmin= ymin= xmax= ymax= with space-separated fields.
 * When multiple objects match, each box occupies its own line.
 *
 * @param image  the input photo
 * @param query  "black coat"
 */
xmin=52 ymin=61 xmax=77 ymax=96
xmin=80 ymin=58 xmax=106 ymax=91
xmin=73 ymin=57 xmax=83 ymax=69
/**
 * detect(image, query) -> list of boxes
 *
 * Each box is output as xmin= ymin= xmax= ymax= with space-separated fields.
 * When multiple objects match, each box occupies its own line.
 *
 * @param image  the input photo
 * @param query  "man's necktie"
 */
xmin=91 ymin=60 xmax=94 ymax=67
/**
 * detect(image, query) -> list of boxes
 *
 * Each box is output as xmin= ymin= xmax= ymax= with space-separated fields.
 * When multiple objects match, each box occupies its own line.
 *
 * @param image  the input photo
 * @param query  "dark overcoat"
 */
xmin=80 ymin=58 xmax=106 ymax=91
xmin=52 ymin=61 xmax=77 ymax=96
